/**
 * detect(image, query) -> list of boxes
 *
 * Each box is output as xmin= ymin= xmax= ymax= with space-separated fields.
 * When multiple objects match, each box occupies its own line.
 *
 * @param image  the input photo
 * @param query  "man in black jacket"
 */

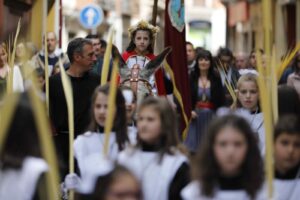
xmin=49 ymin=38 xmax=100 ymax=178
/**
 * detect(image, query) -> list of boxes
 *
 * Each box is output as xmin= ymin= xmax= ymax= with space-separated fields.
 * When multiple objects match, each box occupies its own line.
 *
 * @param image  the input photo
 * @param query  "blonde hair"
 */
xmin=0 ymin=43 xmax=8 ymax=66
xmin=0 ymin=43 xmax=7 ymax=55
xmin=237 ymin=73 xmax=258 ymax=89
xmin=232 ymin=73 xmax=259 ymax=109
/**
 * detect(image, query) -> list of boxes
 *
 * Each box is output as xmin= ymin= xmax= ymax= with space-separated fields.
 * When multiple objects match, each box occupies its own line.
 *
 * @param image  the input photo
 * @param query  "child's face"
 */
xmin=137 ymin=106 xmax=161 ymax=144
xmin=94 ymin=92 xmax=109 ymax=127
xmin=106 ymin=173 xmax=141 ymax=200
xmin=213 ymin=126 xmax=248 ymax=175
xmin=237 ymin=81 xmax=259 ymax=111
xmin=274 ymin=133 xmax=300 ymax=173
xmin=134 ymin=30 xmax=150 ymax=53
xmin=122 ymin=90 xmax=136 ymax=124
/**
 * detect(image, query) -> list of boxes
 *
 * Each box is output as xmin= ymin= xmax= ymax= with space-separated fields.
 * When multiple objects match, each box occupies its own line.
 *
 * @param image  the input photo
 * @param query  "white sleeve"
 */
xmin=13 ymin=66 xmax=24 ymax=92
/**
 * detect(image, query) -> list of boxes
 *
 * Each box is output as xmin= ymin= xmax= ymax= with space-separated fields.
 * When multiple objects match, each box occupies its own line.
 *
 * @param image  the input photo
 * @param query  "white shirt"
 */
xmin=181 ymin=181 xmax=266 ymax=200
xmin=118 ymin=147 xmax=187 ymax=200
xmin=239 ymin=69 xmax=258 ymax=76
xmin=12 ymin=65 xmax=24 ymax=92
xmin=73 ymin=131 xmax=119 ymax=194
xmin=127 ymin=125 xmax=137 ymax=145
xmin=273 ymin=178 xmax=300 ymax=200
xmin=0 ymin=156 xmax=48 ymax=200
xmin=74 ymin=131 xmax=119 ymax=176
xmin=234 ymin=108 xmax=265 ymax=155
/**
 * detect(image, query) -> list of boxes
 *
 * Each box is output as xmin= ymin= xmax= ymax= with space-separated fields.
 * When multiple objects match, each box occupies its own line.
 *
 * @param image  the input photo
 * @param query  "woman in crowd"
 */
xmin=185 ymin=49 xmax=224 ymax=153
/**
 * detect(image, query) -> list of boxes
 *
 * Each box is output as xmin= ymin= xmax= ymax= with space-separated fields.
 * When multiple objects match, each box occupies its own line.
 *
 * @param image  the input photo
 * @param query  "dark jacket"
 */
xmin=190 ymin=72 xmax=225 ymax=110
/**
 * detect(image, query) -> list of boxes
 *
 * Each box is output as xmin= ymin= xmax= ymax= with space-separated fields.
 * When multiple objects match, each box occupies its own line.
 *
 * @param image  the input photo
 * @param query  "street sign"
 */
xmin=79 ymin=4 xmax=104 ymax=29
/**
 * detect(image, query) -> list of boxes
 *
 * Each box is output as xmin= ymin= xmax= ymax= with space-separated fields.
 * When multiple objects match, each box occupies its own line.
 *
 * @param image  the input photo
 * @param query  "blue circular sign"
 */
xmin=79 ymin=4 xmax=104 ymax=29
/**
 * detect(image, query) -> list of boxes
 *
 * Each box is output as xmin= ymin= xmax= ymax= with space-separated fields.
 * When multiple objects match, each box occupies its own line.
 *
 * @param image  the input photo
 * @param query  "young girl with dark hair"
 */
xmin=185 ymin=49 xmax=225 ymax=152
xmin=0 ymin=93 xmax=48 ymax=199
xmin=68 ymin=84 xmax=128 ymax=194
xmin=118 ymin=97 xmax=190 ymax=200
xmin=181 ymin=115 xmax=264 ymax=200
xmin=273 ymin=115 xmax=300 ymax=200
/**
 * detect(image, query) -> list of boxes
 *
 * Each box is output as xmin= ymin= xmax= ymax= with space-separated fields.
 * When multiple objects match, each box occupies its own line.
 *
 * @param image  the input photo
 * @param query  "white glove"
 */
xmin=64 ymin=173 xmax=81 ymax=190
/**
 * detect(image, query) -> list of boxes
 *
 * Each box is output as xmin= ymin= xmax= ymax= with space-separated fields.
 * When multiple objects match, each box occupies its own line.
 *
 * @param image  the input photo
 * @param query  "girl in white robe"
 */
xmin=0 ymin=93 xmax=48 ymax=200
xmin=235 ymin=74 xmax=264 ymax=154
xmin=70 ymin=84 xmax=129 ymax=194
xmin=273 ymin=115 xmax=300 ymax=200
xmin=118 ymin=97 xmax=190 ymax=200
xmin=121 ymin=86 xmax=138 ymax=145
xmin=181 ymin=115 xmax=265 ymax=200
xmin=217 ymin=73 xmax=265 ymax=155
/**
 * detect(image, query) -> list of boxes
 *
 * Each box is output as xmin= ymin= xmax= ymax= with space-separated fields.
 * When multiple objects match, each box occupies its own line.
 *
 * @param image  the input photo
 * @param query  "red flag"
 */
xmin=164 ymin=0 xmax=192 ymax=138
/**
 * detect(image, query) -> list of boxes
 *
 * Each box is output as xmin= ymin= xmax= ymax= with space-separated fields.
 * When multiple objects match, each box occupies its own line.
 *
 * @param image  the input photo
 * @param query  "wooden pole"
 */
xmin=151 ymin=0 xmax=159 ymax=26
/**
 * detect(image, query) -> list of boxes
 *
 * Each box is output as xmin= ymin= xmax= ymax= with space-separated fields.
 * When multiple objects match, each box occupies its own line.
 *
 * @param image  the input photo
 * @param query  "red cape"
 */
xmin=120 ymin=51 xmax=166 ymax=96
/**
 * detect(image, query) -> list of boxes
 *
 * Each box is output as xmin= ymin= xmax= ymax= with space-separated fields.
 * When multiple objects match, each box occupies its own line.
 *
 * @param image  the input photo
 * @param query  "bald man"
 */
xmin=235 ymin=52 xmax=247 ymax=70
xmin=32 ymin=32 xmax=69 ymax=76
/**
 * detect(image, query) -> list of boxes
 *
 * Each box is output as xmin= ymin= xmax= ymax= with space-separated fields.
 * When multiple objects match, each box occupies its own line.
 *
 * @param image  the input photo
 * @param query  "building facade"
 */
xmin=224 ymin=0 xmax=300 ymax=56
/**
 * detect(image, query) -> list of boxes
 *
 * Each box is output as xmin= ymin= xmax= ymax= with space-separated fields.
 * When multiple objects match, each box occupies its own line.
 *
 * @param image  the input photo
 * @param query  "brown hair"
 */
xmin=0 ymin=93 xmax=41 ymax=169
xmin=126 ymin=29 xmax=154 ymax=53
xmin=274 ymin=115 xmax=300 ymax=140
xmin=137 ymin=97 xmax=181 ymax=159
xmin=88 ymin=84 xmax=128 ymax=151
xmin=195 ymin=115 xmax=264 ymax=198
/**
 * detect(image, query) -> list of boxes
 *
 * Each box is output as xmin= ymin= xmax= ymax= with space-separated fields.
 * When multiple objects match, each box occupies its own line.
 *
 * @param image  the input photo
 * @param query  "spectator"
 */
xmin=49 ymin=38 xmax=100 ymax=179
xmin=32 ymin=31 xmax=69 ymax=76
xmin=185 ymin=50 xmax=224 ymax=152
xmin=235 ymin=51 xmax=247 ymax=70
xmin=186 ymin=41 xmax=196 ymax=74
xmin=287 ymin=52 xmax=300 ymax=99
xmin=216 ymin=47 xmax=240 ymax=106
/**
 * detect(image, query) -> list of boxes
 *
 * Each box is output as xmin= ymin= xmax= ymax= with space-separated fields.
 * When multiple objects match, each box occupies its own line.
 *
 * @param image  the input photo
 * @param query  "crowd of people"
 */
xmin=0 ymin=20 xmax=300 ymax=200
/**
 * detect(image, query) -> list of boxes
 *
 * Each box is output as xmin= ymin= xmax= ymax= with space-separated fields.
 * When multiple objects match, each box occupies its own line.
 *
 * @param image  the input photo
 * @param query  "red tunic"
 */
xmin=120 ymin=51 xmax=166 ymax=96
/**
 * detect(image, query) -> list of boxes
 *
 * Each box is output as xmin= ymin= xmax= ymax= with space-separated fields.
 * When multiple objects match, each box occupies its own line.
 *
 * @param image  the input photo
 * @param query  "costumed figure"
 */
xmin=114 ymin=20 xmax=172 ymax=106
